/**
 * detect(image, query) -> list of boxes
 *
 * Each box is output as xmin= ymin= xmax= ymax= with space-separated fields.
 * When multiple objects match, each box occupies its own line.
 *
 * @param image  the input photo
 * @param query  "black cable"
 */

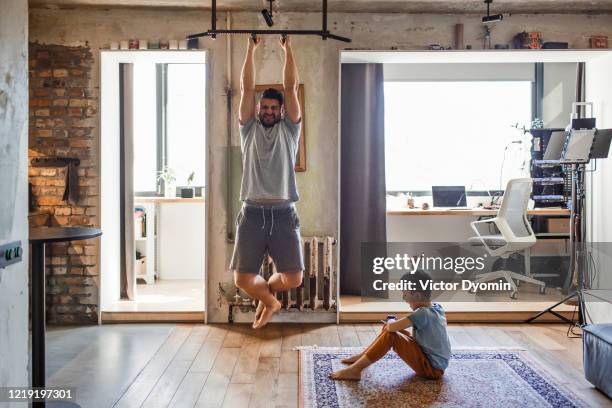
xmin=567 ymin=305 xmax=582 ymax=338
xmin=499 ymin=145 xmax=509 ymax=191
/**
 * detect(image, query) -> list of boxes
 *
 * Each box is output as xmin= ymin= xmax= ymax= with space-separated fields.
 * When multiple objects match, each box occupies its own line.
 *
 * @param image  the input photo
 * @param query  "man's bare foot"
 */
xmin=330 ymin=366 xmax=362 ymax=381
xmin=255 ymin=300 xmax=265 ymax=321
xmin=253 ymin=299 xmax=281 ymax=329
xmin=340 ymin=354 xmax=361 ymax=365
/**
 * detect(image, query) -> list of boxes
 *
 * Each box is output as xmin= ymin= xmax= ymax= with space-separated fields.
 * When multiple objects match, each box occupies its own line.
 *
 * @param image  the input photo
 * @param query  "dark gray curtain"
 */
xmin=533 ymin=63 xmax=544 ymax=121
xmin=340 ymin=63 xmax=388 ymax=297
xmin=576 ymin=62 xmax=586 ymax=117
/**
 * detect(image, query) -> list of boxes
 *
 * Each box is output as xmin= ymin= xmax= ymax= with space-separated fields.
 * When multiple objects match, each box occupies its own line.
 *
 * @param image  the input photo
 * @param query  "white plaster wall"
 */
xmin=0 ymin=0 xmax=29 ymax=392
xmin=543 ymin=62 xmax=577 ymax=128
xmin=28 ymin=8 xmax=612 ymax=321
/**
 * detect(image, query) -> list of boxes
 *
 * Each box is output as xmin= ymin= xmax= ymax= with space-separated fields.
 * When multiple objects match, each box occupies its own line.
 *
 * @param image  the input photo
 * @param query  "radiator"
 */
xmin=260 ymin=236 xmax=337 ymax=311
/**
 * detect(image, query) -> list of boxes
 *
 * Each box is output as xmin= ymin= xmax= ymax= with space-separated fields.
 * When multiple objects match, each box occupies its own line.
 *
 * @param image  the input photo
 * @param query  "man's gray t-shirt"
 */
xmin=239 ymin=116 xmax=301 ymax=203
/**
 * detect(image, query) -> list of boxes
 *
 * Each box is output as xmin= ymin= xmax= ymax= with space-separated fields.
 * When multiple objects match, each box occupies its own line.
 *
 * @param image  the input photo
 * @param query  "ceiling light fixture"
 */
xmin=482 ymin=0 xmax=503 ymax=24
xmin=261 ymin=0 xmax=274 ymax=27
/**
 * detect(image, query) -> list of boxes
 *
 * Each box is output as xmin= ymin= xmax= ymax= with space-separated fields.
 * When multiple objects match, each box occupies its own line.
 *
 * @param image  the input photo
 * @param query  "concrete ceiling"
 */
xmin=27 ymin=0 xmax=612 ymax=14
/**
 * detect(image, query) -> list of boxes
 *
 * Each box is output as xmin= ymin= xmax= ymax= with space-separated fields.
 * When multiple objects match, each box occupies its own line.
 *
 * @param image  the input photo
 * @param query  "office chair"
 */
xmin=469 ymin=178 xmax=546 ymax=299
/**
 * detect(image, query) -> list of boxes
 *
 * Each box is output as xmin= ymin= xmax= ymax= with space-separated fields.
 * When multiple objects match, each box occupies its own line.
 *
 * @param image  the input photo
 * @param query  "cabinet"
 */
xmin=530 ymin=128 xmax=571 ymax=208
xmin=528 ymin=129 xmax=572 ymax=286
xmin=134 ymin=201 xmax=156 ymax=284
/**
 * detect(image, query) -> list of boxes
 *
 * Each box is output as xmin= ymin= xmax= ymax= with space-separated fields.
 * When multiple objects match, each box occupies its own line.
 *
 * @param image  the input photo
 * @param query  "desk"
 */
xmin=387 ymin=208 xmax=570 ymax=216
xmin=29 ymin=227 xmax=102 ymax=407
xmin=386 ymin=207 xmax=570 ymax=243
xmin=386 ymin=207 xmax=570 ymax=281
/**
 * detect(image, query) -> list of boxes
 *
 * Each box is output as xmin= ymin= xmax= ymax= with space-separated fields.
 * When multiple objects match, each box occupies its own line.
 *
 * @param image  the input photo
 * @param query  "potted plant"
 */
xmin=181 ymin=171 xmax=196 ymax=198
xmin=157 ymin=166 xmax=176 ymax=197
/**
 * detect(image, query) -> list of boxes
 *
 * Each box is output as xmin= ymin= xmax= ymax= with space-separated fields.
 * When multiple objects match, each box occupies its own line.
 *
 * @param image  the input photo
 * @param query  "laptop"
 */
xmin=432 ymin=186 xmax=467 ymax=208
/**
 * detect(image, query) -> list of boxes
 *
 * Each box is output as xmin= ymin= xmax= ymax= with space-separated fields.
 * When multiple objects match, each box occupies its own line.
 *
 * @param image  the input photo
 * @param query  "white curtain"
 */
xmin=120 ymin=63 xmax=136 ymax=300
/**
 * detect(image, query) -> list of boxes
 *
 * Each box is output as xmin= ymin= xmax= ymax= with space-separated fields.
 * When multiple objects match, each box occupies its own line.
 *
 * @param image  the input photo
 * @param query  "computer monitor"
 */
xmin=432 ymin=186 xmax=467 ymax=208
xmin=543 ymin=131 xmax=567 ymax=161
xmin=591 ymin=129 xmax=612 ymax=159
xmin=562 ymin=129 xmax=596 ymax=164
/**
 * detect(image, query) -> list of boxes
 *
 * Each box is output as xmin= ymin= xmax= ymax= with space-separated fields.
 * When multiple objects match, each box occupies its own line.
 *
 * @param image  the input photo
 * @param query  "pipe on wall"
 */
xmin=226 ymin=11 xmax=235 ymax=243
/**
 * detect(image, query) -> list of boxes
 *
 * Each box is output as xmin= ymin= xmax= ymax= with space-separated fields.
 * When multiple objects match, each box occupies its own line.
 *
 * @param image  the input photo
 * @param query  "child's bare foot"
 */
xmin=255 ymin=300 xmax=265 ymax=321
xmin=330 ymin=366 xmax=362 ymax=381
xmin=253 ymin=298 xmax=281 ymax=329
xmin=340 ymin=354 xmax=361 ymax=365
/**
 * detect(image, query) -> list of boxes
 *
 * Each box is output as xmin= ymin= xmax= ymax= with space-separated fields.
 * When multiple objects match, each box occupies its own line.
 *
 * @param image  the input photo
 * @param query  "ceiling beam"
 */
xmin=28 ymin=0 xmax=612 ymax=14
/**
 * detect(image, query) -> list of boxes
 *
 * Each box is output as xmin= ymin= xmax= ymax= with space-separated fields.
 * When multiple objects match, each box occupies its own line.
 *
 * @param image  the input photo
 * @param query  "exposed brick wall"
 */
xmin=28 ymin=43 xmax=99 ymax=324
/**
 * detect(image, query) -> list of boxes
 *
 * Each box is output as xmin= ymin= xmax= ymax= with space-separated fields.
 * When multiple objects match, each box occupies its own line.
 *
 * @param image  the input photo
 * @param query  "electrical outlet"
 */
xmin=0 ymin=241 xmax=23 ymax=269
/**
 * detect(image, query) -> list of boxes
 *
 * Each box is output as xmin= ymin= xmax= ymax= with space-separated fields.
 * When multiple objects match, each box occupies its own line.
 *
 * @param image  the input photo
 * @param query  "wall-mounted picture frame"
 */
xmin=255 ymin=84 xmax=306 ymax=172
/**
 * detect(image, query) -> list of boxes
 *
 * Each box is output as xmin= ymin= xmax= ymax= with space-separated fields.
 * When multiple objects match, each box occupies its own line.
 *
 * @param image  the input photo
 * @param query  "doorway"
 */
xmin=99 ymin=51 xmax=207 ymax=321
xmin=338 ymin=50 xmax=612 ymax=322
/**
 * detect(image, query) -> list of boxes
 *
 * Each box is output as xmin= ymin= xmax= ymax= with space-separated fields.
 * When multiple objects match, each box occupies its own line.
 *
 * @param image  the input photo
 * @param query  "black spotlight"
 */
xmin=261 ymin=8 xmax=273 ymax=27
xmin=482 ymin=0 xmax=503 ymax=24
xmin=261 ymin=0 xmax=274 ymax=27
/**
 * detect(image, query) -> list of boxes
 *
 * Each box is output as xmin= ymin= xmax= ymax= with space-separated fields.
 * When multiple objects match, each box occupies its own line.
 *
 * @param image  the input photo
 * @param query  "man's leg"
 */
xmin=234 ymin=271 xmax=280 ymax=329
xmin=258 ymin=205 xmax=305 ymax=328
xmin=268 ymin=271 xmax=303 ymax=292
xmin=255 ymin=271 xmax=302 ymax=319
xmin=253 ymin=271 xmax=303 ymax=329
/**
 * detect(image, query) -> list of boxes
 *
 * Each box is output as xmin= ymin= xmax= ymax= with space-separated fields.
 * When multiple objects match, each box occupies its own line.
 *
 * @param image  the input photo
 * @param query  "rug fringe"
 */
xmin=295 ymin=346 xmax=526 ymax=351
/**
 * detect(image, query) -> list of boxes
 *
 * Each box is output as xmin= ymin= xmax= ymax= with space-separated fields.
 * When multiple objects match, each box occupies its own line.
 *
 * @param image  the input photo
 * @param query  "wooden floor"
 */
xmin=105 ymin=280 xmax=205 ymax=312
xmin=47 ymin=323 xmax=612 ymax=408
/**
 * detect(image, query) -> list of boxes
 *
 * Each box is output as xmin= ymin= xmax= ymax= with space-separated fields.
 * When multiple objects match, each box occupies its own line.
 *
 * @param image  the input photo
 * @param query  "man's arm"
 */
xmin=239 ymin=36 xmax=259 ymax=126
xmin=280 ymin=36 xmax=301 ymax=124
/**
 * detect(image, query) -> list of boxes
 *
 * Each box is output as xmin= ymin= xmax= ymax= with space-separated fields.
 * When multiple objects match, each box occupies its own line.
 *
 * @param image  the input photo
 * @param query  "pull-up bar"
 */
xmin=187 ymin=0 xmax=352 ymax=43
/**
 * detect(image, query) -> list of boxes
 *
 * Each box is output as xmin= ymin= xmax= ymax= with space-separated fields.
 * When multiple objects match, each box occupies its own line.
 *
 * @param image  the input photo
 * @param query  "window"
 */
xmin=166 ymin=64 xmax=206 ymax=188
xmin=133 ymin=63 xmax=158 ymax=193
xmin=132 ymin=62 xmax=206 ymax=194
xmin=384 ymin=81 xmax=532 ymax=192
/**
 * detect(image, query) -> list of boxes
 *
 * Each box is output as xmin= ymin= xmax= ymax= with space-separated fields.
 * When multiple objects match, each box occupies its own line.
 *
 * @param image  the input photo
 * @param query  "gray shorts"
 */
xmin=230 ymin=203 xmax=304 ymax=273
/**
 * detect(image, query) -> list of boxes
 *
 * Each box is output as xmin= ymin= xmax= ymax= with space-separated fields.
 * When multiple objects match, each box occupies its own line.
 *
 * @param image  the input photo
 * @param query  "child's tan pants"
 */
xmin=362 ymin=328 xmax=444 ymax=379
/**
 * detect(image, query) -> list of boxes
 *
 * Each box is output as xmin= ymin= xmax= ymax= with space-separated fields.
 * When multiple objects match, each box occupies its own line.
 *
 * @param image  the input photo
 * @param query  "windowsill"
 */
xmin=134 ymin=196 xmax=205 ymax=203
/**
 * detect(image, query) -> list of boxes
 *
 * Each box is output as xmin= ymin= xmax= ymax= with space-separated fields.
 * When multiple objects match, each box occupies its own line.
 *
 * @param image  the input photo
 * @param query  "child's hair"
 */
xmin=400 ymin=269 xmax=432 ymax=300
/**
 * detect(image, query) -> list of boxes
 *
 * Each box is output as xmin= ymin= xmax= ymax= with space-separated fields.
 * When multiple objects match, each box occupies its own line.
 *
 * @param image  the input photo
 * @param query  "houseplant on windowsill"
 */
xmin=181 ymin=171 xmax=196 ymax=198
xmin=157 ymin=166 xmax=177 ymax=198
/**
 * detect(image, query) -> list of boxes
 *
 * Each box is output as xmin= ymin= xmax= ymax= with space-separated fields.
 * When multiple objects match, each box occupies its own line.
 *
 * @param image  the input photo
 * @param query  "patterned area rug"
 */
xmin=299 ymin=347 xmax=588 ymax=408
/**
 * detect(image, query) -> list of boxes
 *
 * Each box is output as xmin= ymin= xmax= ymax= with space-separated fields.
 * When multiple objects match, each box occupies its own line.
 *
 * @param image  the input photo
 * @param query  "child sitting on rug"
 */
xmin=331 ymin=269 xmax=451 ymax=381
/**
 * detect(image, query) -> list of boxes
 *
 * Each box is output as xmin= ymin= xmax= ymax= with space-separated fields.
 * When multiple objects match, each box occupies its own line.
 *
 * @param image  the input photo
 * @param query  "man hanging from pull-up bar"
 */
xmin=230 ymin=35 xmax=304 ymax=329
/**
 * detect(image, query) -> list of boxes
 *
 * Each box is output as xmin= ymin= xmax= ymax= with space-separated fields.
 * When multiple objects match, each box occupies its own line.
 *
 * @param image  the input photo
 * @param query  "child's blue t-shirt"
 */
xmin=408 ymin=303 xmax=452 ymax=370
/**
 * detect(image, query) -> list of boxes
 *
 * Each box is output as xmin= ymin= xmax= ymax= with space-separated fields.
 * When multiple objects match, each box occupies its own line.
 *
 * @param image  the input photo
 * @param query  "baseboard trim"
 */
xmin=101 ymin=311 xmax=206 ymax=323
xmin=340 ymin=310 xmax=575 ymax=323
xmin=100 ymin=310 xmax=573 ymax=324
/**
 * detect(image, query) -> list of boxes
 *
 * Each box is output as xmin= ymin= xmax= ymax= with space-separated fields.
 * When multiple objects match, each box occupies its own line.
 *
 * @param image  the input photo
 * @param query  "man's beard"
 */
xmin=259 ymin=114 xmax=280 ymax=128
